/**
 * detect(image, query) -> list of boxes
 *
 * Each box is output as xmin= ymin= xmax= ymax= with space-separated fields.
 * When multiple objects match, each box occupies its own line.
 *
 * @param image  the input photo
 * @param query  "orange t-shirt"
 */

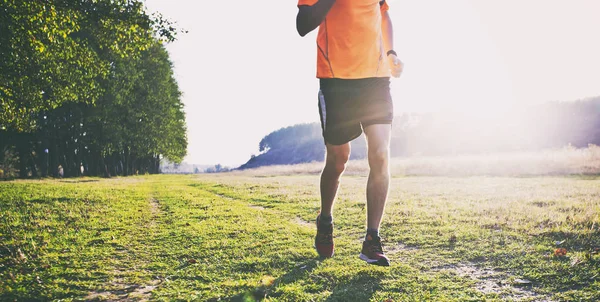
xmin=298 ymin=0 xmax=391 ymax=79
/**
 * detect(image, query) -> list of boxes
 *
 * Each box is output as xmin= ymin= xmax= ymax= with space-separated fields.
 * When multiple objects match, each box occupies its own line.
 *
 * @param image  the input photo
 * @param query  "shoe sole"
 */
xmin=359 ymin=253 xmax=390 ymax=266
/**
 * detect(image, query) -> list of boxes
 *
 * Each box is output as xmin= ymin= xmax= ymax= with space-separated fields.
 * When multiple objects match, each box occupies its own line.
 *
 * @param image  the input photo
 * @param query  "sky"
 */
xmin=144 ymin=0 xmax=600 ymax=167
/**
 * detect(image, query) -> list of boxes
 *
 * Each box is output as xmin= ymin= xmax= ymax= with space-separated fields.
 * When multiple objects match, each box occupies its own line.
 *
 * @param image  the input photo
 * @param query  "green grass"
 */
xmin=1 ymin=174 xmax=599 ymax=301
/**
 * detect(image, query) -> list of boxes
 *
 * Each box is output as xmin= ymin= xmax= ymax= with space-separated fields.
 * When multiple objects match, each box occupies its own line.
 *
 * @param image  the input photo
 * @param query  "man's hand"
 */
xmin=388 ymin=54 xmax=403 ymax=78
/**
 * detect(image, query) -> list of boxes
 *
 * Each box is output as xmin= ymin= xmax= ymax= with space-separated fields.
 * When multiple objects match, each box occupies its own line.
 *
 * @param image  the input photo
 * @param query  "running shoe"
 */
xmin=314 ymin=214 xmax=334 ymax=258
xmin=359 ymin=234 xmax=390 ymax=266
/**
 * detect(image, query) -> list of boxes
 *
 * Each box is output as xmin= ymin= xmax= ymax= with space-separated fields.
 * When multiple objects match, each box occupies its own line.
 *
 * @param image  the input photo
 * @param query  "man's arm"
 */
xmin=381 ymin=10 xmax=403 ymax=78
xmin=296 ymin=0 xmax=336 ymax=37
xmin=381 ymin=10 xmax=394 ymax=57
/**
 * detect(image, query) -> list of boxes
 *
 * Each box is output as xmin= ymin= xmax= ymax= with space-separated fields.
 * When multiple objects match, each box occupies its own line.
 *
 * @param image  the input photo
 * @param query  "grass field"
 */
xmin=1 ymin=172 xmax=599 ymax=301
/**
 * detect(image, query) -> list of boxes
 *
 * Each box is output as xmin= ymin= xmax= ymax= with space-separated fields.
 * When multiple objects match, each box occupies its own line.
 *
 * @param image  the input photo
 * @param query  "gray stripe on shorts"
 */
xmin=318 ymin=89 xmax=327 ymax=131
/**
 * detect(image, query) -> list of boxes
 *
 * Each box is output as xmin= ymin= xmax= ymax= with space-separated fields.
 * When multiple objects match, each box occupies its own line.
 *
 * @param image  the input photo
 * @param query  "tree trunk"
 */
xmin=49 ymin=139 xmax=59 ymax=177
xmin=62 ymin=141 xmax=71 ymax=177
xmin=17 ymin=135 xmax=28 ymax=178
xmin=73 ymin=144 xmax=80 ymax=177
xmin=0 ymin=131 xmax=7 ymax=164
xmin=29 ymin=140 xmax=38 ymax=178
xmin=101 ymin=155 xmax=110 ymax=178
xmin=89 ymin=149 xmax=99 ymax=176
xmin=153 ymin=155 xmax=159 ymax=174
xmin=39 ymin=138 xmax=49 ymax=177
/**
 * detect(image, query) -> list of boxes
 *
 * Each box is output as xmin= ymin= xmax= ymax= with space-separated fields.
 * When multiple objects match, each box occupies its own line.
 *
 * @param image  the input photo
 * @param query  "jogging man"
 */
xmin=297 ymin=0 xmax=403 ymax=266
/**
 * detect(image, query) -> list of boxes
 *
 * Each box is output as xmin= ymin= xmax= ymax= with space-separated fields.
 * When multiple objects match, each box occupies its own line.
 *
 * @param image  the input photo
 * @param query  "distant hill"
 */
xmin=238 ymin=97 xmax=600 ymax=170
xmin=239 ymin=124 xmax=324 ymax=170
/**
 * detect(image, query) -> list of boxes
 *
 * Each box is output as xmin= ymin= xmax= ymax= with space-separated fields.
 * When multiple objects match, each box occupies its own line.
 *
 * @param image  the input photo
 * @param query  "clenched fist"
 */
xmin=388 ymin=54 xmax=403 ymax=78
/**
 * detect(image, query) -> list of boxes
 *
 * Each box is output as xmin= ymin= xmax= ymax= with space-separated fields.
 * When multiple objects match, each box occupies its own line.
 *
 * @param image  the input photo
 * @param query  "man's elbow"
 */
xmin=297 ymin=25 xmax=309 ymax=37
xmin=296 ymin=16 xmax=309 ymax=37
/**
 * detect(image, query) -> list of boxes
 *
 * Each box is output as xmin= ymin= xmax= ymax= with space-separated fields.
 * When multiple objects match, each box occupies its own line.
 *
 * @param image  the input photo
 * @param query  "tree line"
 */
xmin=0 ymin=0 xmax=187 ymax=178
xmin=240 ymin=97 xmax=600 ymax=169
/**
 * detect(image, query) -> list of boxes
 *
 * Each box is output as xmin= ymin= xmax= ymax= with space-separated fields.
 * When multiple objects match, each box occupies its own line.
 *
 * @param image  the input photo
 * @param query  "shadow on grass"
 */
xmin=188 ymin=183 xmax=282 ymax=208
xmin=59 ymin=179 xmax=100 ymax=183
xmin=25 ymin=197 xmax=72 ymax=204
xmin=223 ymin=258 xmax=384 ymax=302
xmin=224 ymin=258 xmax=319 ymax=302
xmin=324 ymin=271 xmax=384 ymax=302
xmin=0 ymin=270 xmax=111 ymax=301
xmin=25 ymin=197 xmax=96 ymax=205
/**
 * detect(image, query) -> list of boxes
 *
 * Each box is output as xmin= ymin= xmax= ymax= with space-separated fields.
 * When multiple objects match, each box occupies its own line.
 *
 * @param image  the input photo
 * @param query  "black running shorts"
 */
xmin=318 ymin=77 xmax=393 ymax=145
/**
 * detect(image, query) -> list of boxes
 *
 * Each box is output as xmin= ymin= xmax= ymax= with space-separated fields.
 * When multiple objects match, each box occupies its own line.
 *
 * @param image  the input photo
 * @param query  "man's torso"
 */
xmin=314 ymin=0 xmax=390 ymax=79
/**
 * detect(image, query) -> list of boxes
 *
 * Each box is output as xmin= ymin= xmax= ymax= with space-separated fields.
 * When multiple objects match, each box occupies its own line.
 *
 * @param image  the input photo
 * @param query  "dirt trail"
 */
xmin=85 ymin=197 xmax=163 ymax=301
xmin=432 ymin=262 xmax=554 ymax=301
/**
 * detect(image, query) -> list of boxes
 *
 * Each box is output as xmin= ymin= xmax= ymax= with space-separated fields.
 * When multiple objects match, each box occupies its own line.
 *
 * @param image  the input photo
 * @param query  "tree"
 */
xmin=0 ymin=0 xmax=187 ymax=178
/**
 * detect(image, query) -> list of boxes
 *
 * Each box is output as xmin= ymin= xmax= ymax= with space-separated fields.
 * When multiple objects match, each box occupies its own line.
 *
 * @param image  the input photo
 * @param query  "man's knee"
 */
xmin=326 ymin=146 xmax=350 ymax=174
xmin=368 ymin=146 xmax=389 ymax=168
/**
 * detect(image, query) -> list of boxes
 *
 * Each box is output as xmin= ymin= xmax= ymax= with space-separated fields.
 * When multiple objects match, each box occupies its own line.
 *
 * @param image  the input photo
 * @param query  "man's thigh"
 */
xmin=318 ymin=80 xmax=363 ymax=145
xmin=318 ymin=78 xmax=393 ymax=146
xmin=363 ymin=124 xmax=392 ymax=151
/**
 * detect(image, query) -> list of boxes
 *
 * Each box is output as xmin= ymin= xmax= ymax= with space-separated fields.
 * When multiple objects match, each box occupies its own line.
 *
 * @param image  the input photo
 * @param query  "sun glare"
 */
xmin=141 ymin=0 xmax=600 ymax=166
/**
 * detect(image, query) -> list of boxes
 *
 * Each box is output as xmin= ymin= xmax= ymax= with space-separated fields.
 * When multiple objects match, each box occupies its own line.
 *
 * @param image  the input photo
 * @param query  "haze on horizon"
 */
xmin=144 ymin=0 xmax=600 ymax=167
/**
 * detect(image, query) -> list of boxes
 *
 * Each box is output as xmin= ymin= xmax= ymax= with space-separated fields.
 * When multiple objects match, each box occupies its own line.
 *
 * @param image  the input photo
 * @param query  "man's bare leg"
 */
xmin=320 ymin=143 xmax=351 ymax=216
xmin=315 ymin=142 xmax=350 ymax=258
xmin=358 ymin=124 xmax=392 ymax=266
xmin=364 ymin=124 xmax=392 ymax=230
